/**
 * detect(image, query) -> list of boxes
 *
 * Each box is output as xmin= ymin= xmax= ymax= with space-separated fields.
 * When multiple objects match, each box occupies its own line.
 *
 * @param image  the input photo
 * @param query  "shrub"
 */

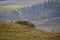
xmin=15 ymin=21 xmax=35 ymax=28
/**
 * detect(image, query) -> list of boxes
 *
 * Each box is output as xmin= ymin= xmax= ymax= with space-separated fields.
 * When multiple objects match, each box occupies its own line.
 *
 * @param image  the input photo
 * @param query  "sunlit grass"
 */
xmin=0 ymin=21 xmax=60 ymax=40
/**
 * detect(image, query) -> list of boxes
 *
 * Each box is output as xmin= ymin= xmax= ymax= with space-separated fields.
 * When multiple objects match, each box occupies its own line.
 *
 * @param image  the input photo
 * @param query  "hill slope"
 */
xmin=0 ymin=21 xmax=60 ymax=40
xmin=36 ymin=18 xmax=60 ymax=32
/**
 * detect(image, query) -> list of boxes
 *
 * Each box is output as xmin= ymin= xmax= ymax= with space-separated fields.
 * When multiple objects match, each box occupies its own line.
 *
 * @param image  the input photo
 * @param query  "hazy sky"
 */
xmin=0 ymin=0 xmax=60 ymax=6
xmin=55 ymin=0 xmax=60 ymax=3
xmin=0 ymin=0 xmax=48 ymax=6
xmin=0 ymin=0 xmax=60 ymax=9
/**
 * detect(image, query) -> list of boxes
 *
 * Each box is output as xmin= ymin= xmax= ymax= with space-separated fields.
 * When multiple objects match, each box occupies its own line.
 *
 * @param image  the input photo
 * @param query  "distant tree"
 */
xmin=16 ymin=21 xmax=35 ymax=28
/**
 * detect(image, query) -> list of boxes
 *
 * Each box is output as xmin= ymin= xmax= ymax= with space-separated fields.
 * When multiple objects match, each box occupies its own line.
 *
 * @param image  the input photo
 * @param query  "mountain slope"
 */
xmin=0 ymin=1 xmax=60 ymax=21
xmin=0 ymin=21 xmax=60 ymax=40
xmin=18 ymin=1 xmax=60 ymax=21
xmin=36 ymin=18 xmax=60 ymax=32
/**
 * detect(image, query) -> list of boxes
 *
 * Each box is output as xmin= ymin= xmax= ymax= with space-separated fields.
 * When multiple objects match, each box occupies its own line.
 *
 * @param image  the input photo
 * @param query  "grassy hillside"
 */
xmin=0 ymin=21 xmax=60 ymax=40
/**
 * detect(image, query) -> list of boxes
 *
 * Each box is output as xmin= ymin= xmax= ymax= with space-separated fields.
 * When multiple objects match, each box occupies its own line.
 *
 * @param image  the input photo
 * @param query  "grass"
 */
xmin=0 ymin=21 xmax=60 ymax=40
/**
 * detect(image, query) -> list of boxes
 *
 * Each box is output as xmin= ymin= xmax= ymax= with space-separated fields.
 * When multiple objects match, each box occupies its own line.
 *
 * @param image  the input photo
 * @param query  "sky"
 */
xmin=0 ymin=0 xmax=60 ymax=9
xmin=0 ymin=0 xmax=48 ymax=6
xmin=0 ymin=0 xmax=48 ymax=9
xmin=0 ymin=0 xmax=60 ymax=6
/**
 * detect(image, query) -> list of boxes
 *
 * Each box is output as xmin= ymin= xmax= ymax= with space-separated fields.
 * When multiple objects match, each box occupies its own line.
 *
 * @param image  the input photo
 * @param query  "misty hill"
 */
xmin=0 ymin=1 xmax=60 ymax=21
xmin=18 ymin=1 xmax=60 ymax=21
xmin=36 ymin=17 xmax=60 ymax=32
